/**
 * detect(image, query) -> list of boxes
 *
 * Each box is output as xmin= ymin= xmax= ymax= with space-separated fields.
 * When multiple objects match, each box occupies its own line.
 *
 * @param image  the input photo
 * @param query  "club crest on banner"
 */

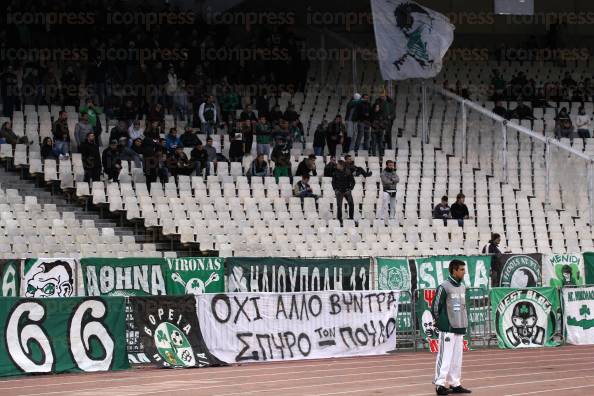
xmin=378 ymin=263 xmax=410 ymax=291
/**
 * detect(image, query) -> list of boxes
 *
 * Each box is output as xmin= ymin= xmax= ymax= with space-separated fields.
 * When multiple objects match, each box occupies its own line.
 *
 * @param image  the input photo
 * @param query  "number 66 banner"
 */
xmin=0 ymin=297 xmax=129 ymax=377
xmin=195 ymin=290 xmax=400 ymax=363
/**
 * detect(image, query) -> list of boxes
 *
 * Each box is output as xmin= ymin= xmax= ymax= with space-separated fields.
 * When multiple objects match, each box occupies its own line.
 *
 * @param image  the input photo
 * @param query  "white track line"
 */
xmin=3 ymin=348 xmax=593 ymax=390
xmin=505 ymin=384 xmax=594 ymax=396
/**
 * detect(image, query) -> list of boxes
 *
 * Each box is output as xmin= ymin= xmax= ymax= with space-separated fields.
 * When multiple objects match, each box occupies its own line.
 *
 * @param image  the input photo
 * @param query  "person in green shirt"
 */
xmin=219 ymin=88 xmax=241 ymax=121
xmin=255 ymin=115 xmax=271 ymax=156
xmin=80 ymin=98 xmax=103 ymax=143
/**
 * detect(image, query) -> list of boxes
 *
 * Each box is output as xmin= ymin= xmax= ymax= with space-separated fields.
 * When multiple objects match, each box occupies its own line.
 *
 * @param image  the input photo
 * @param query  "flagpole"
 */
xmin=421 ymin=79 xmax=428 ymax=144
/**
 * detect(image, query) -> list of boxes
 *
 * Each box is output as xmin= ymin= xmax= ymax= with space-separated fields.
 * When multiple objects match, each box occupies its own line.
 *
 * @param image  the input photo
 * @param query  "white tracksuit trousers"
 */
xmin=433 ymin=332 xmax=463 ymax=387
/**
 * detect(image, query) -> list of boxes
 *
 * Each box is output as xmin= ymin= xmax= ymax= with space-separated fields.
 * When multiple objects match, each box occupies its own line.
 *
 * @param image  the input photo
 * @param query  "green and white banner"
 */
xmin=21 ymin=258 xmax=77 ymax=298
xmin=80 ymin=257 xmax=225 ymax=296
xmin=0 ymin=260 xmax=20 ymax=297
xmin=414 ymin=255 xmax=491 ymax=291
xmin=492 ymin=254 xmax=542 ymax=287
xmin=0 ymin=296 xmax=129 ymax=377
xmin=491 ymin=287 xmax=560 ymax=349
xmin=563 ymin=286 xmax=594 ymax=345
xmin=226 ymin=258 xmax=370 ymax=292
xmin=543 ymin=254 xmax=585 ymax=287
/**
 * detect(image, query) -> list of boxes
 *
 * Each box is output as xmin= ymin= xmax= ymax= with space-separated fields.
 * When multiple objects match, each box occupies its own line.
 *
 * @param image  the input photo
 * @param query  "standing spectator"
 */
xmin=332 ymin=160 xmax=356 ymax=223
xmin=290 ymin=120 xmax=305 ymax=148
xmin=128 ymin=120 xmax=145 ymax=143
xmin=255 ymin=89 xmax=270 ymax=119
xmin=180 ymin=126 xmax=200 ymax=148
xmin=482 ymin=233 xmax=503 ymax=254
xmin=80 ymin=132 xmax=101 ymax=182
xmin=239 ymin=104 xmax=258 ymax=123
xmin=148 ymin=103 xmax=165 ymax=130
xmin=269 ymin=104 xmax=283 ymax=126
xmin=294 ymin=174 xmax=318 ymax=200
xmin=272 ymin=119 xmax=293 ymax=148
xmin=204 ymin=136 xmax=218 ymax=174
xmin=142 ymin=137 xmax=160 ymax=185
xmin=165 ymin=128 xmax=182 ymax=153
xmin=296 ymin=154 xmax=317 ymax=177
xmin=377 ymin=93 xmax=396 ymax=149
xmin=271 ymin=136 xmax=291 ymax=165
xmin=345 ymin=93 xmax=361 ymax=152
xmin=354 ymin=94 xmax=371 ymax=151
xmin=379 ymin=160 xmax=399 ymax=220
xmin=165 ymin=65 xmax=178 ymax=112
xmin=191 ymin=141 xmax=208 ymax=177
xmin=80 ymin=98 xmax=103 ymax=143
xmin=247 ymin=153 xmax=269 ymax=178
xmin=313 ymin=121 xmax=327 ymax=156
xmin=240 ymin=120 xmax=254 ymax=155
xmin=102 ymin=140 xmax=122 ymax=182
xmin=433 ymin=196 xmax=452 ymax=224
xmin=75 ymin=113 xmax=93 ymax=149
xmin=492 ymin=101 xmax=508 ymax=119
xmin=451 ymin=193 xmax=470 ymax=226
xmin=576 ymin=106 xmax=591 ymax=139
xmin=52 ymin=111 xmax=70 ymax=156
xmin=255 ymin=115 xmax=272 ymax=156
xmin=0 ymin=121 xmax=29 ymax=146
xmin=121 ymin=99 xmax=139 ymax=125
xmin=229 ymin=133 xmax=245 ymax=162
xmin=369 ymin=103 xmax=386 ymax=157
xmin=218 ymin=87 xmax=241 ymax=122
xmin=109 ymin=120 xmax=129 ymax=143
xmin=324 ymin=156 xmax=338 ymax=178
xmin=41 ymin=137 xmax=59 ymax=160
xmin=174 ymin=80 xmax=189 ymax=121
xmin=199 ymin=95 xmax=217 ymax=135
xmin=327 ymin=115 xmax=345 ymax=156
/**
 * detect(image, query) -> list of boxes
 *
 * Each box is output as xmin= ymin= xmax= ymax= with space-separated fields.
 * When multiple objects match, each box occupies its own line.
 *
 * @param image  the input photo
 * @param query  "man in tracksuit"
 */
xmin=431 ymin=260 xmax=472 ymax=395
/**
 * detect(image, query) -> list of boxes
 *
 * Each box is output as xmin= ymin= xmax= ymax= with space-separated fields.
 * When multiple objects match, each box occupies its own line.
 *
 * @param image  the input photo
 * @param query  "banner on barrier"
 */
xmin=0 ymin=296 xmax=129 ymax=377
xmin=582 ymin=253 xmax=594 ymax=284
xmin=563 ymin=286 xmax=594 ymax=345
xmin=543 ymin=254 xmax=585 ymax=287
xmin=414 ymin=255 xmax=491 ymax=291
xmin=130 ymin=295 xmax=224 ymax=367
xmin=80 ymin=258 xmax=225 ymax=296
xmin=21 ymin=258 xmax=77 ymax=298
xmin=492 ymin=254 xmax=542 ymax=287
xmin=195 ymin=291 xmax=399 ymax=363
xmin=0 ymin=260 xmax=20 ymax=297
xmin=226 ymin=258 xmax=371 ymax=292
xmin=491 ymin=287 xmax=560 ymax=349
xmin=377 ymin=258 xmax=412 ymax=292
xmin=416 ymin=289 xmax=471 ymax=353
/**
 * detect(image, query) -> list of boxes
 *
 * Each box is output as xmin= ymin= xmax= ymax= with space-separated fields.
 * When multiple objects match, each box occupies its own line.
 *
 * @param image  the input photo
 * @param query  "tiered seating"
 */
xmin=0 ymin=183 xmax=155 ymax=258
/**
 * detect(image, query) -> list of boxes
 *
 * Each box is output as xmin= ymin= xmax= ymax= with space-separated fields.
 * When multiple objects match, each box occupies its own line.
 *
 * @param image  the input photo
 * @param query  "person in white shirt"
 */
xmin=128 ymin=120 xmax=144 ymax=144
xmin=199 ymin=95 xmax=218 ymax=135
xmin=576 ymin=106 xmax=591 ymax=139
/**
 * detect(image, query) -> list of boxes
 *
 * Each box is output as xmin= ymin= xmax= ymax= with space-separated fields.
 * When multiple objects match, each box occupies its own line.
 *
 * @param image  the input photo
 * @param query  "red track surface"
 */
xmin=1 ymin=345 xmax=594 ymax=396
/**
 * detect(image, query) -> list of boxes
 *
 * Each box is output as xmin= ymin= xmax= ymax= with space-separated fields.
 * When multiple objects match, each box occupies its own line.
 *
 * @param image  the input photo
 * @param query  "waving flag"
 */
xmin=371 ymin=0 xmax=455 ymax=80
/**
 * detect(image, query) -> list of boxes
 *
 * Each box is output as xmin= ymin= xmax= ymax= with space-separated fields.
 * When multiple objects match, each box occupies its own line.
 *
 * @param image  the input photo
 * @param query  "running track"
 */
xmin=1 ymin=345 xmax=594 ymax=396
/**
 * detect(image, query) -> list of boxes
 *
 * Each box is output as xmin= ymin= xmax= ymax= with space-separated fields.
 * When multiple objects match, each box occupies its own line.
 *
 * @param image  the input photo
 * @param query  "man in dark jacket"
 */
xmin=451 ymin=193 xmax=470 ymax=226
xmin=102 ymin=139 xmax=122 ymax=182
xmin=52 ymin=111 xmax=70 ymax=155
xmin=482 ymin=233 xmax=502 ymax=255
xmin=313 ymin=121 xmax=327 ymax=156
xmin=354 ymin=94 xmax=371 ymax=151
xmin=296 ymin=154 xmax=317 ymax=177
xmin=191 ymin=141 xmax=208 ymax=177
xmin=332 ymin=160 xmax=355 ymax=222
xmin=324 ymin=156 xmax=338 ymax=178
xmin=80 ymin=132 xmax=102 ymax=182
xmin=433 ymin=196 xmax=452 ymax=224
xmin=180 ymin=126 xmax=201 ymax=148
xmin=431 ymin=260 xmax=471 ymax=395
xmin=327 ymin=115 xmax=345 ymax=155
xmin=109 ymin=120 xmax=129 ymax=143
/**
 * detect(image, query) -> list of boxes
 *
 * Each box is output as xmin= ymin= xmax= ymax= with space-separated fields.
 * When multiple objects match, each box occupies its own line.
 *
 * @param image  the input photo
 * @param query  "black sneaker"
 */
xmin=436 ymin=386 xmax=451 ymax=395
xmin=450 ymin=385 xmax=472 ymax=394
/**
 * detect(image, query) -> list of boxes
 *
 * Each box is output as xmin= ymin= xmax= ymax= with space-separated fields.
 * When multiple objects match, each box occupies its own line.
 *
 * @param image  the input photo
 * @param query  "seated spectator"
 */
xmin=0 ymin=121 xmax=29 ymax=146
xmin=294 ymin=174 xmax=318 ymax=200
xmin=433 ymin=196 xmax=452 ymax=224
xmin=191 ymin=141 xmax=208 ymax=177
xmin=145 ymin=120 xmax=163 ymax=139
xmin=180 ymin=126 xmax=201 ymax=148
xmin=229 ymin=133 xmax=244 ymax=162
xmin=482 ymin=233 xmax=503 ymax=255
xmin=128 ymin=120 xmax=144 ymax=143
xmin=165 ymin=128 xmax=182 ymax=152
xmin=120 ymin=99 xmax=139 ymax=124
xmin=148 ymin=103 xmax=165 ymax=127
xmin=40 ymin=137 xmax=59 ymax=160
xmin=492 ymin=101 xmax=508 ymax=119
xmin=75 ymin=113 xmax=93 ymax=148
xmin=167 ymin=146 xmax=193 ymax=178
xmin=450 ymin=193 xmax=470 ymax=227
xmin=510 ymin=100 xmax=534 ymax=120
xmin=52 ymin=110 xmax=70 ymax=155
xmin=118 ymin=137 xmax=142 ymax=169
xmin=576 ymin=106 xmax=591 ymax=139
xmin=239 ymin=104 xmax=258 ymax=123
xmin=556 ymin=118 xmax=574 ymax=140
xmin=247 ymin=153 xmax=269 ymax=178
xmin=131 ymin=138 xmax=144 ymax=157
xmin=324 ymin=156 xmax=338 ymax=178
xmin=109 ymin=120 xmax=129 ymax=143
xmin=379 ymin=160 xmax=399 ymax=221
xmin=102 ymin=139 xmax=122 ymax=182
xmin=273 ymin=157 xmax=292 ymax=181
xmin=255 ymin=115 xmax=272 ymax=156
xmin=313 ymin=121 xmax=327 ymax=156
xmin=556 ymin=107 xmax=571 ymax=123
xmin=345 ymin=154 xmax=372 ymax=177
xmin=296 ymin=154 xmax=317 ymax=177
